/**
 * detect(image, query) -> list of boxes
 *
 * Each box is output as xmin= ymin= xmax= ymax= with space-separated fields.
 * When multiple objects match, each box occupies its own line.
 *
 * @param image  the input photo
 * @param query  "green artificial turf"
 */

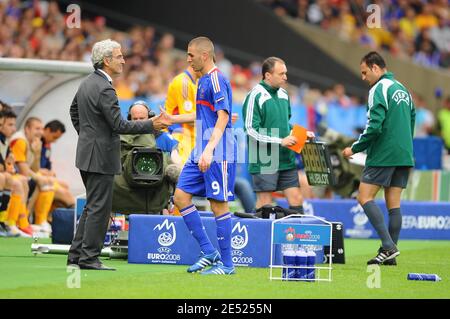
xmin=0 ymin=238 xmax=449 ymax=299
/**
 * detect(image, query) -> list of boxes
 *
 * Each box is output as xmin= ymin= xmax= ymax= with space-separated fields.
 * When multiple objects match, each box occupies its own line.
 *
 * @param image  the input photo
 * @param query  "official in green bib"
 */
xmin=343 ymin=51 xmax=416 ymax=266
xmin=242 ymin=57 xmax=314 ymax=213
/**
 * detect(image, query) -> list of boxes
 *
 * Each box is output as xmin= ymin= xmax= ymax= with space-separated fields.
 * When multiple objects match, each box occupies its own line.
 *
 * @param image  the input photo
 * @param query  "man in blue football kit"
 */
xmin=173 ymin=36 xmax=236 ymax=275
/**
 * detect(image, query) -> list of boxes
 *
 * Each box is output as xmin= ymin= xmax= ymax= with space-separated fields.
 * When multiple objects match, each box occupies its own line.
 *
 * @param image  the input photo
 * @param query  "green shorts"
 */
xmin=361 ymin=166 xmax=411 ymax=188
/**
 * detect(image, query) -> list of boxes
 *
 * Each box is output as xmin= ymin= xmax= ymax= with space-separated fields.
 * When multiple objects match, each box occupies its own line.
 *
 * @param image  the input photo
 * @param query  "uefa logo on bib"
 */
xmin=153 ymin=219 xmax=177 ymax=247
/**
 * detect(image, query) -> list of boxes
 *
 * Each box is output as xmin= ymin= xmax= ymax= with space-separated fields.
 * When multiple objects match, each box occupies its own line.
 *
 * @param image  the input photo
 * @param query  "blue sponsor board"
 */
xmin=128 ymin=214 xmax=330 ymax=267
xmin=276 ymin=199 xmax=450 ymax=240
xmin=128 ymin=214 xmax=273 ymax=267
xmin=273 ymin=223 xmax=331 ymax=246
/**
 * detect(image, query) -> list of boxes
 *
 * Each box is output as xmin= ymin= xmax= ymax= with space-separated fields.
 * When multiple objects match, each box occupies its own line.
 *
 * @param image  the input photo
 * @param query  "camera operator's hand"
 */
xmin=151 ymin=111 xmax=172 ymax=130
xmin=342 ymin=147 xmax=354 ymax=159
xmin=281 ymin=135 xmax=297 ymax=147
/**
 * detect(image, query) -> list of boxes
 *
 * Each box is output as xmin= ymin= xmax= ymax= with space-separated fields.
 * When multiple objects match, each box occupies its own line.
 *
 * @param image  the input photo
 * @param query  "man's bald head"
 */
xmin=129 ymin=103 xmax=150 ymax=121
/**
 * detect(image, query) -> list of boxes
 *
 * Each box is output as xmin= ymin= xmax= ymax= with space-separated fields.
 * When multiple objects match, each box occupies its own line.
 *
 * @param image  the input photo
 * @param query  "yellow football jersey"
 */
xmin=165 ymin=70 xmax=197 ymax=164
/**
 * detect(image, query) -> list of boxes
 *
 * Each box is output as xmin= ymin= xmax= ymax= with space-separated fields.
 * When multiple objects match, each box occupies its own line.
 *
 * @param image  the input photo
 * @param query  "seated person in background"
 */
xmin=9 ymin=117 xmax=55 ymax=235
xmin=0 ymin=109 xmax=31 ymax=237
xmin=111 ymin=101 xmax=179 ymax=214
xmin=40 ymin=120 xmax=75 ymax=209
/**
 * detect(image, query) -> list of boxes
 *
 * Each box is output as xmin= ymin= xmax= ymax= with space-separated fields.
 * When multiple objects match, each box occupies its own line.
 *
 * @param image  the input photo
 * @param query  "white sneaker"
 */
xmin=32 ymin=231 xmax=50 ymax=239
xmin=0 ymin=223 xmax=18 ymax=237
xmin=32 ymin=222 xmax=52 ymax=234
xmin=40 ymin=221 xmax=52 ymax=233
xmin=31 ymin=224 xmax=42 ymax=232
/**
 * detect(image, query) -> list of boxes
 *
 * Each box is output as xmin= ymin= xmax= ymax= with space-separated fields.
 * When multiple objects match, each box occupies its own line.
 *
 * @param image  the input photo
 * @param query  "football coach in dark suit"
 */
xmin=68 ymin=39 xmax=171 ymax=270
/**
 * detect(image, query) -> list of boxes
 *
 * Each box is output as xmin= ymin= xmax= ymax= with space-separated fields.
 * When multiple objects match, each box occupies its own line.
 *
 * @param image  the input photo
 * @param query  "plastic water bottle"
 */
xmin=295 ymin=248 xmax=308 ymax=280
xmin=282 ymin=248 xmax=297 ymax=280
xmin=306 ymin=249 xmax=316 ymax=281
xmin=407 ymin=273 xmax=441 ymax=282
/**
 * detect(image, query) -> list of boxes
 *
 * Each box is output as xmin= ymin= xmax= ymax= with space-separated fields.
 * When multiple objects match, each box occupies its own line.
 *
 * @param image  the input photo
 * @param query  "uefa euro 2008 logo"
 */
xmin=231 ymin=222 xmax=248 ymax=250
xmin=158 ymin=232 xmax=173 ymax=246
xmin=286 ymin=232 xmax=295 ymax=242
xmin=285 ymin=227 xmax=296 ymax=242
xmin=153 ymin=219 xmax=177 ymax=247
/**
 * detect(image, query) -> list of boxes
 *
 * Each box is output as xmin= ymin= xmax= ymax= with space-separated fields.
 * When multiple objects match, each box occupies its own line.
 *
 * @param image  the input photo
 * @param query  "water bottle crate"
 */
xmin=269 ymin=215 xmax=333 ymax=282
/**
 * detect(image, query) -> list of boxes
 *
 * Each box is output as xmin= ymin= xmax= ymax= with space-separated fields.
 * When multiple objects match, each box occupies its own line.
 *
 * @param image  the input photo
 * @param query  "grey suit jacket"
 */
xmin=70 ymin=70 xmax=154 ymax=175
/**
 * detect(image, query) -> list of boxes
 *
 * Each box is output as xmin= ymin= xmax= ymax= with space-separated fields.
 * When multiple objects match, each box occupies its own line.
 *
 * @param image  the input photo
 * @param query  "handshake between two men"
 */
xmin=148 ymin=108 xmax=173 ymax=131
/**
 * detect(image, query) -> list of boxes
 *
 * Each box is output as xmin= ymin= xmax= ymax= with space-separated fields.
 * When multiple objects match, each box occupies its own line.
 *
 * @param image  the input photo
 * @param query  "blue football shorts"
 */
xmin=176 ymin=159 xmax=236 ymax=202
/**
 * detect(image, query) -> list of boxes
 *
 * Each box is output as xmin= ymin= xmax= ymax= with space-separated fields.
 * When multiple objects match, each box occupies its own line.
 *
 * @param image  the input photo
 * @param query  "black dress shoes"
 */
xmin=78 ymin=262 xmax=116 ymax=271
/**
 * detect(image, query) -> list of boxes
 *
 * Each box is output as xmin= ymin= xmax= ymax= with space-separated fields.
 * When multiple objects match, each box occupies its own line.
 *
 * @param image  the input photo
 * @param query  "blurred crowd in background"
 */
xmin=262 ymin=0 xmax=450 ymax=70
xmin=0 ymin=0 xmax=448 ymax=146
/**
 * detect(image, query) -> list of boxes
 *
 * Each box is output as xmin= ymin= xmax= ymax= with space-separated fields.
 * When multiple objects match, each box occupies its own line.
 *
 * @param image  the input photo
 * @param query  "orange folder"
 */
xmin=287 ymin=124 xmax=308 ymax=154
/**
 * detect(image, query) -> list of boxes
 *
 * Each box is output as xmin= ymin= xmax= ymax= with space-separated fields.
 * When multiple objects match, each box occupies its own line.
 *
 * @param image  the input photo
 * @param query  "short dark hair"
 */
xmin=188 ymin=36 xmax=214 ymax=58
xmin=361 ymin=51 xmax=386 ymax=69
xmin=0 ymin=109 xmax=17 ymax=119
xmin=0 ymin=100 xmax=12 ymax=112
xmin=45 ymin=119 xmax=66 ymax=133
xmin=262 ymin=57 xmax=285 ymax=80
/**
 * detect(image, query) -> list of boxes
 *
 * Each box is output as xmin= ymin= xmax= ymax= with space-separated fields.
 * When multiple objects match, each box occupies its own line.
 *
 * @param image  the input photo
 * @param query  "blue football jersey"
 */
xmin=192 ymin=67 xmax=236 ymax=162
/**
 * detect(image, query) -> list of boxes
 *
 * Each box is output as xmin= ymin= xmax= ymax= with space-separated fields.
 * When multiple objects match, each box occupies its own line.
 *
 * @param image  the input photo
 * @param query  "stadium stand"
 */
xmin=0 ymin=0 xmax=448 ymax=206
xmin=262 ymin=0 xmax=450 ymax=70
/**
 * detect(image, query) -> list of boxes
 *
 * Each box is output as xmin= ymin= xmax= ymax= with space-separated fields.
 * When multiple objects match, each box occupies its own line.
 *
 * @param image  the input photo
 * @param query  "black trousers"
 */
xmin=68 ymin=170 xmax=114 ymax=265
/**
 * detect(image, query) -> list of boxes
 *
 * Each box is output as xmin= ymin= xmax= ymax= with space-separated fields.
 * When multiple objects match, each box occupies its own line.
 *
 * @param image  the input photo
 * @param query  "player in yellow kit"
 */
xmin=164 ymin=65 xmax=199 ymax=164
